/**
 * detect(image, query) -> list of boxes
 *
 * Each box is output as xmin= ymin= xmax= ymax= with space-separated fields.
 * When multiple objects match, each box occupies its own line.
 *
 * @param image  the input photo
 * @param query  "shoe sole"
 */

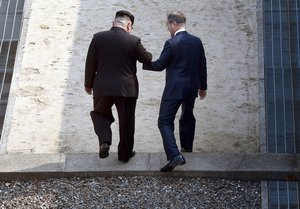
xmin=178 ymin=160 xmax=186 ymax=166
xmin=118 ymin=151 xmax=136 ymax=162
xmin=181 ymin=148 xmax=192 ymax=153
xmin=99 ymin=152 xmax=109 ymax=158
xmin=160 ymin=160 xmax=186 ymax=172
xmin=99 ymin=144 xmax=109 ymax=158
xmin=172 ymin=155 xmax=186 ymax=166
xmin=169 ymin=158 xmax=186 ymax=168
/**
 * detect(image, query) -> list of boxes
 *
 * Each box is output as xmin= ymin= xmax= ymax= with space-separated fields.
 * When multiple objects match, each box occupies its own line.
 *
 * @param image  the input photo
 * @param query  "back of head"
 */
xmin=167 ymin=11 xmax=186 ymax=24
xmin=115 ymin=10 xmax=135 ymax=25
xmin=113 ymin=16 xmax=131 ymax=27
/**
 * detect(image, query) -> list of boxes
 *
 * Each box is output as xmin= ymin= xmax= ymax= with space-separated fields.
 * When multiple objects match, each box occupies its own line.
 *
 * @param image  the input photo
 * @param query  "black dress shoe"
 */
xmin=118 ymin=151 xmax=136 ymax=163
xmin=160 ymin=155 xmax=186 ymax=172
xmin=130 ymin=151 xmax=136 ymax=158
xmin=181 ymin=148 xmax=192 ymax=153
xmin=99 ymin=143 xmax=109 ymax=158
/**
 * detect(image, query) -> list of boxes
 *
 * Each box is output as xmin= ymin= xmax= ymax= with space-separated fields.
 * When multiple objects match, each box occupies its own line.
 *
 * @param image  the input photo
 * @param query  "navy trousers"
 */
xmin=90 ymin=96 xmax=136 ymax=161
xmin=158 ymin=98 xmax=196 ymax=160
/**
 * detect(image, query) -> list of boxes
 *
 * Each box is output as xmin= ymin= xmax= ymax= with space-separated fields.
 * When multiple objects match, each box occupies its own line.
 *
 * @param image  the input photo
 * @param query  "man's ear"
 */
xmin=126 ymin=23 xmax=131 ymax=32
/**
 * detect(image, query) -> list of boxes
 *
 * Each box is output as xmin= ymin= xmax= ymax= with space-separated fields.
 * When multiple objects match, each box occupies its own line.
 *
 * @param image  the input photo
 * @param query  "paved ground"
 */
xmin=0 ymin=151 xmax=299 ymax=181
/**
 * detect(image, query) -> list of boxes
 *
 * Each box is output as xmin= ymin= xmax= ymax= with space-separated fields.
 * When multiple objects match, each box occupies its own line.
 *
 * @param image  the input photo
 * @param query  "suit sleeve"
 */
xmin=198 ymin=42 xmax=207 ymax=90
xmin=135 ymin=39 xmax=152 ymax=63
xmin=143 ymin=41 xmax=173 ymax=71
xmin=85 ymin=38 xmax=97 ymax=88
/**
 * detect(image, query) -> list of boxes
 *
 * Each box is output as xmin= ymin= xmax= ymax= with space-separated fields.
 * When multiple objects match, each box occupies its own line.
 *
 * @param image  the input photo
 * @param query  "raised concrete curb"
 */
xmin=0 ymin=153 xmax=299 ymax=181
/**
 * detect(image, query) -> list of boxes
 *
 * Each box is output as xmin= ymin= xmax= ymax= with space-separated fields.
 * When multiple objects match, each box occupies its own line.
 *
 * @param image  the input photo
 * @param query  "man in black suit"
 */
xmin=85 ymin=10 xmax=152 ymax=162
xmin=143 ymin=11 xmax=207 ymax=172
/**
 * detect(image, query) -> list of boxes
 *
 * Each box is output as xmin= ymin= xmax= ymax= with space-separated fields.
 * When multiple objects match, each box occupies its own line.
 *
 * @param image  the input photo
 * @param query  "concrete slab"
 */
xmin=0 ymin=152 xmax=299 ymax=181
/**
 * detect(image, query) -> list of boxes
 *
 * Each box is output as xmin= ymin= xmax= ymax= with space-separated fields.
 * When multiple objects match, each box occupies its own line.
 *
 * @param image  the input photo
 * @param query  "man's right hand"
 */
xmin=85 ymin=87 xmax=93 ymax=95
xmin=142 ymin=63 xmax=152 ymax=70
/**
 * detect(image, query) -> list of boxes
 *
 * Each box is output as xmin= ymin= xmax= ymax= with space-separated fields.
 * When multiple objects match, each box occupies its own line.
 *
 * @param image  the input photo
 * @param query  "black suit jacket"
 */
xmin=85 ymin=27 xmax=152 ymax=98
xmin=143 ymin=31 xmax=207 ymax=100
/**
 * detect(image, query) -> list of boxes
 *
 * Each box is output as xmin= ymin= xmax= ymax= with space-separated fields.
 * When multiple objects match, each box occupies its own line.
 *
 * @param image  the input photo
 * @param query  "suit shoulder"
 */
xmin=186 ymin=33 xmax=200 ymax=40
xmin=93 ymin=32 xmax=101 ymax=37
xmin=191 ymin=34 xmax=203 ymax=43
xmin=185 ymin=34 xmax=203 ymax=47
xmin=93 ymin=30 xmax=110 ymax=37
xmin=128 ymin=34 xmax=141 ymax=42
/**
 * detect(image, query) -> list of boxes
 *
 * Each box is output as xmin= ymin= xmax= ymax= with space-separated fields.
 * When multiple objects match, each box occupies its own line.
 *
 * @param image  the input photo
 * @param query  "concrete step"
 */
xmin=1 ymin=152 xmax=299 ymax=181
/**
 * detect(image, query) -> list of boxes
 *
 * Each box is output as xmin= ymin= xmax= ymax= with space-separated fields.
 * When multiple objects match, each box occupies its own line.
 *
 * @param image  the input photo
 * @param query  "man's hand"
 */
xmin=199 ymin=90 xmax=206 ymax=100
xmin=85 ymin=87 xmax=93 ymax=95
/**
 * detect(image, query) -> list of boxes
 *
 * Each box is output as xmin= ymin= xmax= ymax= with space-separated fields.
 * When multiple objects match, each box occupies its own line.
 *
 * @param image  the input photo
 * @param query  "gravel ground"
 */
xmin=0 ymin=176 xmax=261 ymax=209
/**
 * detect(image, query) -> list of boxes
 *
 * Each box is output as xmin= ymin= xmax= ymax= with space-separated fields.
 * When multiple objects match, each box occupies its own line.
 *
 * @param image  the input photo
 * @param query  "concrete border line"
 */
xmin=0 ymin=153 xmax=299 ymax=181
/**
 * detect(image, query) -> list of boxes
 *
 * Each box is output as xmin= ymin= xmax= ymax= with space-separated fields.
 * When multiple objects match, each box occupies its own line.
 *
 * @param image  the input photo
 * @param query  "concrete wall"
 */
xmin=1 ymin=0 xmax=260 ymax=154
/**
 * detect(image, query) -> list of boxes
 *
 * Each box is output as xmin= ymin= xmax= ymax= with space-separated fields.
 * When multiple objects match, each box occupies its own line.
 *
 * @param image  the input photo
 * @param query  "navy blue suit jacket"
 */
xmin=143 ymin=31 xmax=207 ymax=100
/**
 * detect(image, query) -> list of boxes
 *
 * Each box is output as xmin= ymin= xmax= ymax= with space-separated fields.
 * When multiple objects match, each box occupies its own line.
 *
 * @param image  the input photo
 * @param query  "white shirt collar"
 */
xmin=174 ymin=28 xmax=186 ymax=36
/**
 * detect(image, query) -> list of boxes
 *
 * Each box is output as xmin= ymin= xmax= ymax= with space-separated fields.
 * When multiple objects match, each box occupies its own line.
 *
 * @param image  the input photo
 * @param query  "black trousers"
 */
xmin=90 ymin=96 xmax=137 ymax=161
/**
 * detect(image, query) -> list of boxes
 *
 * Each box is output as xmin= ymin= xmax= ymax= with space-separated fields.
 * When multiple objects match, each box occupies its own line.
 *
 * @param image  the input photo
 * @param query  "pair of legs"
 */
xmin=158 ymin=98 xmax=196 ymax=160
xmin=90 ymin=96 xmax=136 ymax=162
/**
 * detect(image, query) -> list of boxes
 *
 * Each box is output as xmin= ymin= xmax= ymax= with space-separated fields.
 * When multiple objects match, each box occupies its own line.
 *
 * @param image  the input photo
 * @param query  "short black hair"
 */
xmin=115 ymin=10 xmax=135 ymax=25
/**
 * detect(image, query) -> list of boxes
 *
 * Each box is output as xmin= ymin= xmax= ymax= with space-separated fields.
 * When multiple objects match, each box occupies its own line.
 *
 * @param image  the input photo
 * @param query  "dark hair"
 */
xmin=115 ymin=10 xmax=135 ymax=25
xmin=167 ymin=11 xmax=186 ymax=24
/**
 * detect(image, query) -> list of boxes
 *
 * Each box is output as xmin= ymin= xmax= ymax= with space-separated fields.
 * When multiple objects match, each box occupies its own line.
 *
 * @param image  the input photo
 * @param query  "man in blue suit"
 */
xmin=143 ymin=11 xmax=207 ymax=172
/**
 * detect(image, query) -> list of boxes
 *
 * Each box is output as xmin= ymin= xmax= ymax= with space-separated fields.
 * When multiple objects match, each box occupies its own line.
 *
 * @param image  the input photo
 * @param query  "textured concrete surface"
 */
xmin=1 ymin=152 xmax=299 ymax=181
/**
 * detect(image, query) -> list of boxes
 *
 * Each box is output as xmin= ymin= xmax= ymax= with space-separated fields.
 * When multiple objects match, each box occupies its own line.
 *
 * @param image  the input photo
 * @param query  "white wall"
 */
xmin=1 ymin=0 xmax=260 ymax=154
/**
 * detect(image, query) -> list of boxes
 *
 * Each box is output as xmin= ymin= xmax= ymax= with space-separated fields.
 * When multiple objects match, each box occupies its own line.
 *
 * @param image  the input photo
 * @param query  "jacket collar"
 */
xmin=110 ymin=26 xmax=127 ymax=33
xmin=174 ymin=28 xmax=186 ymax=36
